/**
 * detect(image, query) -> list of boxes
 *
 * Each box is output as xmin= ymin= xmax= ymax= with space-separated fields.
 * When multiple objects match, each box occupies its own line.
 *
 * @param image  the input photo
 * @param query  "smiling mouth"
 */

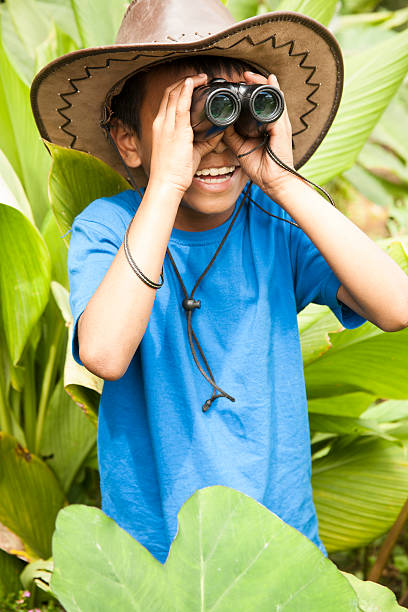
xmin=194 ymin=167 xmax=239 ymax=183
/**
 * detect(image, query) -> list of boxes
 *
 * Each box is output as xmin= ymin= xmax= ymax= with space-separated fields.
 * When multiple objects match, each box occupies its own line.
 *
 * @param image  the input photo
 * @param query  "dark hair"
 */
xmin=110 ymin=56 xmax=255 ymax=137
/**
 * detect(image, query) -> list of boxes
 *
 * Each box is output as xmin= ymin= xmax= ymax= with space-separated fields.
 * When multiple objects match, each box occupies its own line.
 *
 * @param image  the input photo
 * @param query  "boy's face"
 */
xmin=133 ymin=63 xmax=250 ymax=227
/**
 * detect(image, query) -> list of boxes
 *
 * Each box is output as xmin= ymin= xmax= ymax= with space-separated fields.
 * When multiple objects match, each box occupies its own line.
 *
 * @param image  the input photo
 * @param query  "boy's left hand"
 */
xmin=223 ymin=72 xmax=295 ymax=197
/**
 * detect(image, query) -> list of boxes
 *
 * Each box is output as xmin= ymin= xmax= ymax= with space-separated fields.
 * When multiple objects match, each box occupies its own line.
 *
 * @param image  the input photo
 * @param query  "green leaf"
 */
xmin=42 ymin=212 xmax=69 ymax=289
xmin=276 ymin=0 xmax=338 ymax=27
xmin=309 ymin=413 xmax=398 ymax=441
xmin=362 ymin=399 xmax=408 ymax=423
xmin=303 ymin=28 xmax=408 ymax=185
xmin=224 ymin=0 xmax=259 ymax=20
xmin=0 ymin=432 xmax=66 ymax=559
xmin=47 ymin=143 xmax=130 ymax=244
xmin=305 ymin=324 xmax=408 ymax=400
xmin=342 ymin=571 xmax=406 ymax=611
xmin=312 ymin=437 xmax=408 ymax=552
xmin=358 ymin=142 xmax=408 ymax=186
xmin=343 ymin=163 xmax=394 ymax=209
xmin=69 ymin=0 xmax=129 ymax=47
xmin=0 ymin=204 xmax=51 ymax=365
xmin=20 ymin=558 xmax=53 ymax=593
xmin=371 ymin=86 xmax=408 ymax=164
xmin=35 ymin=22 xmax=78 ymax=75
xmin=50 ymin=281 xmax=71 ymax=324
xmin=1 ymin=0 xmax=50 ymax=85
xmin=298 ymin=303 xmax=344 ymax=366
xmin=308 ymin=392 xmax=375 ymax=418
xmin=0 ymin=547 xmax=25 ymax=599
xmin=49 ymin=280 xmax=103 ymax=419
xmin=51 ymin=487 xmax=360 ymax=611
xmin=0 ymin=28 xmax=51 ymax=227
xmin=0 ymin=149 xmax=33 ymax=223
xmin=40 ymin=377 xmax=97 ymax=493
xmin=37 ymin=0 xmax=82 ymax=46
xmin=386 ymin=241 xmax=408 ymax=275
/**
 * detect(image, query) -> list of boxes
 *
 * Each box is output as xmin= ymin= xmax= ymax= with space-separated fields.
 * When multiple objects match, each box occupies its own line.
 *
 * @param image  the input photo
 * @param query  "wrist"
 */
xmin=264 ymin=173 xmax=310 ymax=208
xmin=145 ymin=177 xmax=184 ymax=208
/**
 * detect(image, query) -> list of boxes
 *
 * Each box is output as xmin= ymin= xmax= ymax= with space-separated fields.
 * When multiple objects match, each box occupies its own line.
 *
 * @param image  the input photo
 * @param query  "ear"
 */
xmin=109 ymin=119 xmax=142 ymax=168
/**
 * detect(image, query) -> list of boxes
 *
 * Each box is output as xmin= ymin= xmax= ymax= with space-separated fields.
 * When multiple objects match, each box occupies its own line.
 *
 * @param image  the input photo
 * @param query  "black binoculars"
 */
xmin=190 ymin=78 xmax=284 ymax=141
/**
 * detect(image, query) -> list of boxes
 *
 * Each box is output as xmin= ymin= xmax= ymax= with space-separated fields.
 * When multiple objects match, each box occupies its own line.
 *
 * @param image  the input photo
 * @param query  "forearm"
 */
xmin=271 ymin=175 xmax=408 ymax=330
xmin=78 ymin=180 xmax=181 ymax=379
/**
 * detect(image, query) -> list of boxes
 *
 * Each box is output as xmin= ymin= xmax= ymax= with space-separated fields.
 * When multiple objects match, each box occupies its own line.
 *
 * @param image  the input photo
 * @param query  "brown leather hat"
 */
xmin=30 ymin=0 xmax=343 ymax=188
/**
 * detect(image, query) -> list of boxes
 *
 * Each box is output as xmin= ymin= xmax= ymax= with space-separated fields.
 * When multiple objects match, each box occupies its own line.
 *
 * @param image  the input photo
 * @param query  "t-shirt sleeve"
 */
xmin=290 ymin=225 xmax=367 ymax=329
xmin=68 ymin=215 xmax=123 ymax=367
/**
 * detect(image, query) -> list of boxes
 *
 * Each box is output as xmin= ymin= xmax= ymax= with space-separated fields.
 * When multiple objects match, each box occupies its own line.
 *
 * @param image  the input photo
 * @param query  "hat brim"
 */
xmin=31 ymin=11 xmax=343 ymax=188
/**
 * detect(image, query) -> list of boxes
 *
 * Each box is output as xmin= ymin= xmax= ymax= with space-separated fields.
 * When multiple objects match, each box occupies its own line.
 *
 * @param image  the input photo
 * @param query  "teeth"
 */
xmin=195 ymin=175 xmax=232 ymax=184
xmin=196 ymin=166 xmax=235 ymax=176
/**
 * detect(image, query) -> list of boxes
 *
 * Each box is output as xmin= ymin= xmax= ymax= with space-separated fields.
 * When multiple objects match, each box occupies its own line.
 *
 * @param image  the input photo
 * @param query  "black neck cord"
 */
xmin=103 ymin=122 xmax=337 ymax=412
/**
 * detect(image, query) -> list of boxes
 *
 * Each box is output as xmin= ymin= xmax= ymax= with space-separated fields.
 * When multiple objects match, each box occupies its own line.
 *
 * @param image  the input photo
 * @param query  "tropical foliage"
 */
xmin=0 ymin=0 xmax=407 ymax=608
xmin=51 ymin=487 xmax=404 ymax=611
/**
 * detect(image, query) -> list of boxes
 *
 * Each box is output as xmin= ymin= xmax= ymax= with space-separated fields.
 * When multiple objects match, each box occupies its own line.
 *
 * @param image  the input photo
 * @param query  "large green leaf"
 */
xmin=0 ymin=149 xmax=33 ymax=222
xmin=309 ymin=413 xmax=399 ymax=441
xmin=305 ymin=324 xmax=408 ymax=399
xmin=358 ymin=141 xmax=408 ymax=186
xmin=371 ymin=86 xmax=408 ymax=164
xmin=0 ymin=16 xmax=22 ymax=180
xmin=343 ymin=163 xmax=395 ymax=209
xmin=362 ymin=399 xmax=408 ymax=423
xmin=42 ymin=212 xmax=69 ymax=289
xmin=0 ymin=432 xmax=66 ymax=560
xmin=51 ymin=487 xmax=361 ymax=611
xmin=51 ymin=281 xmax=102 ymax=425
xmin=303 ymin=28 xmax=408 ymax=184
xmin=1 ymin=0 xmax=50 ymax=85
xmin=312 ymin=437 xmax=408 ymax=551
xmin=0 ymin=547 xmax=25 ymax=599
xmin=308 ymin=392 xmax=375 ymax=417
xmin=37 ymin=0 xmax=82 ymax=46
xmin=40 ymin=377 xmax=96 ymax=493
xmin=47 ymin=143 xmax=130 ymax=243
xmin=298 ymin=303 xmax=345 ymax=366
xmin=277 ymin=0 xmax=338 ymax=27
xmin=69 ymin=0 xmax=129 ymax=48
xmin=224 ymin=0 xmax=259 ymax=20
xmin=0 ymin=204 xmax=51 ymax=365
xmin=0 ymin=26 xmax=51 ymax=227
xmin=35 ymin=22 xmax=78 ymax=76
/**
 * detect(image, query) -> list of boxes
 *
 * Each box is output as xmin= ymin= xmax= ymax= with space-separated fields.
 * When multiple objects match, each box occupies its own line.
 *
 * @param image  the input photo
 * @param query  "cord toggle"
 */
xmin=182 ymin=298 xmax=201 ymax=311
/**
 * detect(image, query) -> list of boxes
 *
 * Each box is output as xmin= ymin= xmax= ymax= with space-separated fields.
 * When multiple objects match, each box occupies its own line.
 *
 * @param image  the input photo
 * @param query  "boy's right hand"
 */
xmin=149 ymin=74 xmax=225 ymax=197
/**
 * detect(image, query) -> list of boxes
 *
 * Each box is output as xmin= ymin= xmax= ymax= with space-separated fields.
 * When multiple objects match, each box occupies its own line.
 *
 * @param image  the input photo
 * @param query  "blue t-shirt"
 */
xmin=68 ymin=183 xmax=366 ymax=562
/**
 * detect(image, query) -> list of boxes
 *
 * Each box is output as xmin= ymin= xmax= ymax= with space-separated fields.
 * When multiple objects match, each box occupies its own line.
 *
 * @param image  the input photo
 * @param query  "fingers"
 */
xmin=222 ymin=124 xmax=247 ymax=155
xmin=243 ymin=70 xmax=268 ymax=85
xmin=175 ymin=74 xmax=207 ymax=128
xmin=244 ymin=71 xmax=292 ymax=135
xmin=158 ymin=73 xmax=207 ymax=131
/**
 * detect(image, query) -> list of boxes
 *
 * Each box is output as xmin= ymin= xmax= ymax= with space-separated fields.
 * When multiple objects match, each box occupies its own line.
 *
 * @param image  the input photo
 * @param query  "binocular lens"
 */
xmin=252 ymin=90 xmax=279 ymax=121
xmin=207 ymin=92 xmax=239 ymax=125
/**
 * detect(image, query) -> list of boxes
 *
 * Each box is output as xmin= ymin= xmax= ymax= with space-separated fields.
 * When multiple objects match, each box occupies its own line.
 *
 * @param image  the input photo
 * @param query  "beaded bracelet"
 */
xmin=123 ymin=221 xmax=164 ymax=290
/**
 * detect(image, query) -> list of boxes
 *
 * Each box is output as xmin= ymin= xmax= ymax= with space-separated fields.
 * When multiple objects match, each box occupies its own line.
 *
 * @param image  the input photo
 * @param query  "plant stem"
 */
xmin=10 ymin=387 xmax=21 ymax=423
xmin=34 ymin=319 xmax=64 ymax=455
xmin=0 ymin=358 xmax=12 ymax=434
xmin=23 ymin=344 xmax=37 ymax=450
xmin=368 ymin=497 xmax=408 ymax=582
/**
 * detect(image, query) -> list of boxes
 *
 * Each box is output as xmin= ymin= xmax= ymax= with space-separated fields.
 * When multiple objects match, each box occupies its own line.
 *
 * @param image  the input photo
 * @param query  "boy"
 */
xmin=31 ymin=0 xmax=408 ymax=564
